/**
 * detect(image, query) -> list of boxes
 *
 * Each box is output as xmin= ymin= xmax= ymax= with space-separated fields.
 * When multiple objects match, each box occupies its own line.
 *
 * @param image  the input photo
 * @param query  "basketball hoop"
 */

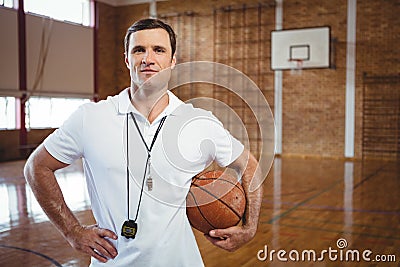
xmin=288 ymin=59 xmax=303 ymax=75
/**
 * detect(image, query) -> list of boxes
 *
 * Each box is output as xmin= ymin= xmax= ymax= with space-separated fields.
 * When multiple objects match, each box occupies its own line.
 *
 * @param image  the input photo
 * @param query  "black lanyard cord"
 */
xmin=126 ymin=114 xmax=130 ymax=219
xmin=126 ymin=113 xmax=167 ymax=221
xmin=133 ymin=155 xmax=150 ymax=221
xmin=130 ymin=112 xmax=167 ymax=152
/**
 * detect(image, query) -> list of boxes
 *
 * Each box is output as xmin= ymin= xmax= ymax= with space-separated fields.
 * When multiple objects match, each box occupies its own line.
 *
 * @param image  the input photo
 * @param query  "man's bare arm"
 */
xmin=205 ymin=149 xmax=263 ymax=251
xmin=24 ymin=145 xmax=118 ymax=262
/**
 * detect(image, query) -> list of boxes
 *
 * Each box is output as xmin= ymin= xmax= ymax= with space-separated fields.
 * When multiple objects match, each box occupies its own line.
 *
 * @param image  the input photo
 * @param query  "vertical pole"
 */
xmin=345 ymin=0 xmax=357 ymax=158
xmin=274 ymin=0 xmax=283 ymax=155
xmin=17 ymin=0 xmax=27 ymax=148
xmin=149 ymin=0 xmax=157 ymax=19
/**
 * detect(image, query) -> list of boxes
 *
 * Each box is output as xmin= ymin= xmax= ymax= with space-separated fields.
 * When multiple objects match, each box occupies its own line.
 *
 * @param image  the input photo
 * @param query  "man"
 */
xmin=24 ymin=18 xmax=263 ymax=266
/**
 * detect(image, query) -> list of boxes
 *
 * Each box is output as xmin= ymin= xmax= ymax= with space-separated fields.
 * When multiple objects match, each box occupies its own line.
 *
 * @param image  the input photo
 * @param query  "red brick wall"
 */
xmin=356 ymin=0 xmax=400 ymax=160
xmin=281 ymin=0 xmax=347 ymax=158
xmin=96 ymin=2 xmax=119 ymax=100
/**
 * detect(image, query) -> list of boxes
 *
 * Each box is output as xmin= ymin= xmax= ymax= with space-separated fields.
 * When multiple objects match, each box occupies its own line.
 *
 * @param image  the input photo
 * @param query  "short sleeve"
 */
xmin=43 ymin=105 xmax=85 ymax=164
xmin=158 ymin=104 xmax=245 ymax=174
xmin=208 ymin=114 xmax=244 ymax=167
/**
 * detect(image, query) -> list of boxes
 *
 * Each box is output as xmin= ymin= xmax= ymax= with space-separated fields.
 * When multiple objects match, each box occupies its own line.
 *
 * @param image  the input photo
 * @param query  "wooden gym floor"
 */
xmin=0 ymin=157 xmax=399 ymax=266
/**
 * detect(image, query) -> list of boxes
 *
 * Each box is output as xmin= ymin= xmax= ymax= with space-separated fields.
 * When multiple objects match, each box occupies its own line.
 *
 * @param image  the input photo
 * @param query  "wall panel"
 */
xmin=0 ymin=7 xmax=19 ymax=96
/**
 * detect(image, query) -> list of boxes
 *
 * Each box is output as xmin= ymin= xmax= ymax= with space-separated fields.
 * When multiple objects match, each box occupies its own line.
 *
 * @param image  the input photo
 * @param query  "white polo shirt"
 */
xmin=44 ymin=88 xmax=244 ymax=267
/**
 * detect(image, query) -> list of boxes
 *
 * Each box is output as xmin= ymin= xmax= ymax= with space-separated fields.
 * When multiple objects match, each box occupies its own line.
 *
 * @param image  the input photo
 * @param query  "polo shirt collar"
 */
xmin=118 ymin=88 xmax=137 ymax=115
xmin=117 ymin=87 xmax=182 ymax=119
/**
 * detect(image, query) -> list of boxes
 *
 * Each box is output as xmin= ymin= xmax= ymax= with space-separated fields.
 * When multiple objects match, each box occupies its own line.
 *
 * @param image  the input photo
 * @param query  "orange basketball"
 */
xmin=186 ymin=170 xmax=246 ymax=234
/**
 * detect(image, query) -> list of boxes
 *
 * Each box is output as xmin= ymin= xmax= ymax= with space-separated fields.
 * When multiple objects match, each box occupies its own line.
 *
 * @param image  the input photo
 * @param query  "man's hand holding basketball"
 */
xmin=205 ymin=225 xmax=256 ymax=252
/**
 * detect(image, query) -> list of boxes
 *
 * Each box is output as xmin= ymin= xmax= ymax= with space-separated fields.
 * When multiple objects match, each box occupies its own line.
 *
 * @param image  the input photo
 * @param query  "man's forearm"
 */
xmin=24 ymin=148 xmax=80 ymax=239
xmin=240 ymin=152 xmax=263 ymax=235
xmin=24 ymin=147 xmax=118 ymax=262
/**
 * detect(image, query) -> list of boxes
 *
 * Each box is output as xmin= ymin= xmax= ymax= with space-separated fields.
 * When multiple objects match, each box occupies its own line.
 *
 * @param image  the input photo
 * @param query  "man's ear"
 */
xmin=124 ymin=53 xmax=130 ymax=69
xmin=171 ymin=54 xmax=177 ymax=70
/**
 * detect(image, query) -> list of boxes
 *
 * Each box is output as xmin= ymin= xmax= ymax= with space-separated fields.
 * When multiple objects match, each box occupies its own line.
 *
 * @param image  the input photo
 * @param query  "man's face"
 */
xmin=125 ymin=28 xmax=176 ymax=88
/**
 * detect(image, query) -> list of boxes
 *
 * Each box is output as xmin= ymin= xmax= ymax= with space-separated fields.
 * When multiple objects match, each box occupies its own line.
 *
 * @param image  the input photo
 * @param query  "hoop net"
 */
xmin=288 ymin=59 xmax=303 ymax=75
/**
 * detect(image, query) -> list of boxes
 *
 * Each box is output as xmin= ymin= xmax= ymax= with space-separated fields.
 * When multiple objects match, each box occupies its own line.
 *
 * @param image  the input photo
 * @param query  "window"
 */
xmin=0 ymin=97 xmax=17 ymax=130
xmin=24 ymin=0 xmax=91 ymax=26
xmin=25 ymin=97 xmax=90 ymax=129
xmin=0 ymin=0 xmax=13 ymax=8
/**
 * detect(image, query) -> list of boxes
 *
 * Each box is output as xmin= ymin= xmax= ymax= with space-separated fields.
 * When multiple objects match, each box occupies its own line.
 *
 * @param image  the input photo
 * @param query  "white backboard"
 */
xmin=271 ymin=27 xmax=330 ymax=70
